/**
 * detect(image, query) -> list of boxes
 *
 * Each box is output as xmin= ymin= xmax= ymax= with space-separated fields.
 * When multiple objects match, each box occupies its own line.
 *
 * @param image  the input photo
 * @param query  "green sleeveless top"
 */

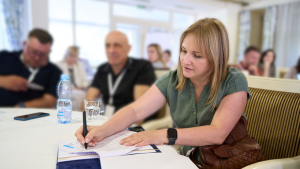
xmin=155 ymin=67 xmax=251 ymax=157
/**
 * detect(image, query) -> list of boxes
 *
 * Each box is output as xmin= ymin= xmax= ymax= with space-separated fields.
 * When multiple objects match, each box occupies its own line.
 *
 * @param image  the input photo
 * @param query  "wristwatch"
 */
xmin=167 ymin=128 xmax=177 ymax=145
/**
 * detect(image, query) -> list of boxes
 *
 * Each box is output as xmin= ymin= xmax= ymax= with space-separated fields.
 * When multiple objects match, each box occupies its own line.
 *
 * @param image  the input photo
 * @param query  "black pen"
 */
xmin=83 ymin=111 xmax=88 ymax=150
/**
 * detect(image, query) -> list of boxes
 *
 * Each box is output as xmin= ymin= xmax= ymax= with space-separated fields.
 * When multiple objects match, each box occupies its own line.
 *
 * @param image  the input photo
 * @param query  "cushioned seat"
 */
xmin=245 ymin=87 xmax=300 ymax=160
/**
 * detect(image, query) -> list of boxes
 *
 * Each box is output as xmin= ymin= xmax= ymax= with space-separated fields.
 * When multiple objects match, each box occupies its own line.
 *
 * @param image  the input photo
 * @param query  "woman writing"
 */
xmin=75 ymin=18 xmax=250 ymax=163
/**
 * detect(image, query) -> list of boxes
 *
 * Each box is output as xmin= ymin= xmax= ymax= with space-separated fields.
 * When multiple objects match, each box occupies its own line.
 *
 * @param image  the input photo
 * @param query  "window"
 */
xmin=172 ymin=13 xmax=194 ymax=64
xmin=116 ymin=23 xmax=141 ymax=58
xmin=49 ymin=0 xmax=73 ymax=63
xmin=113 ymin=3 xmax=170 ymax=22
xmin=75 ymin=0 xmax=110 ymax=67
xmin=48 ymin=0 xmax=110 ymax=67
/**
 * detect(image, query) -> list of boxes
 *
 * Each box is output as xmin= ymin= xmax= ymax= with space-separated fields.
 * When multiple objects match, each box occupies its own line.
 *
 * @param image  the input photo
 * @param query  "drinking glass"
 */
xmin=84 ymin=98 xmax=106 ymax=120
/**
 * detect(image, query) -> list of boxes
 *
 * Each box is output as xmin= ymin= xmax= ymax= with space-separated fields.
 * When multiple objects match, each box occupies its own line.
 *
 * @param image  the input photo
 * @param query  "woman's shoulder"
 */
xmin=55 ymin=61 xmax=66 ymax=68
xmin=152 ymin=61 xmax=165 ymax=69
xmin=76 ymin=61 xmax=85 ymax=68
xmin=155 ymin=69 xmax=178 ymax=85
xmin=225 ymin=66 xmax=248 ymax=85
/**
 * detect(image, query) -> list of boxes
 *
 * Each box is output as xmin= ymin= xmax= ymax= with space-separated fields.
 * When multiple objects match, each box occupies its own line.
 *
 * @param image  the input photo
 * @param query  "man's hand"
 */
xmin=0 ymin=75 xmax=28 ymax=92
xmin=248 ymin=65 xmax=259 ymax=76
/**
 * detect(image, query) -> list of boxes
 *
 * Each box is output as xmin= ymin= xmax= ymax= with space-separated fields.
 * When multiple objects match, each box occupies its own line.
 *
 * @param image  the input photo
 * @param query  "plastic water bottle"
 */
xmin=57 ymin=75 xmax=72 ymax=124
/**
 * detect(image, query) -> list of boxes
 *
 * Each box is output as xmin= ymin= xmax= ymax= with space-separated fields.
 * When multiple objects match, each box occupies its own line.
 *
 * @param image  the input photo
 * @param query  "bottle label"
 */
xmin=58 ymin=111 xmax=63 ymax=116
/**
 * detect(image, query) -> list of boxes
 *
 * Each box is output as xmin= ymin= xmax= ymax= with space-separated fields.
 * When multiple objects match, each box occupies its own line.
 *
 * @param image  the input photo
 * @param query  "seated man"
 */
xmin=0 ymin=29 xmax=61 ymax=108
xmin=236 ymin=46 xmax=262 ymax=76
xmin=83 ymin=31 xmax=156 ymax=125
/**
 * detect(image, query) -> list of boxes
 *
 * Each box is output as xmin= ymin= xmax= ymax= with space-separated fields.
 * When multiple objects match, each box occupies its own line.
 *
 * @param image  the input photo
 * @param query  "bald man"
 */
xmin=83 ymin=31 xmax=156 ymax=125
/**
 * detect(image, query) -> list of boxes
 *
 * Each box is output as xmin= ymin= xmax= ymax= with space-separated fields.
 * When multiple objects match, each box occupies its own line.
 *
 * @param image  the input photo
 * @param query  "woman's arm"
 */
xmin=175 ymin=91 xmax=247 ymax=146
xmin=121 ymin=91 xmax=247 ymax=147
xmin=75 ymin=84 xmax=167 ymax=145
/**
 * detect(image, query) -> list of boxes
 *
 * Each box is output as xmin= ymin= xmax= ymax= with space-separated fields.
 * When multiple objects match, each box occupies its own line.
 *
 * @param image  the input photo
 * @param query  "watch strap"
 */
xmin=168 ymin=138 xmax=176 ymax=145
xmin=167 ymin=128 xmax=177 ymax=145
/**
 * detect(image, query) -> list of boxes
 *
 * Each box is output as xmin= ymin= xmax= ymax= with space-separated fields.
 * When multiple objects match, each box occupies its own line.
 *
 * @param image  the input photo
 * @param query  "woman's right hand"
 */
xmin=75 ymin=125 xmax=106 ymax=146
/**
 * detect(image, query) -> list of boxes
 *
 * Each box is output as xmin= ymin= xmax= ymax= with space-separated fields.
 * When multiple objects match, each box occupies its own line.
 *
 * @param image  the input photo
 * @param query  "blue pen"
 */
xmin=83 ymin=111 xmax=88 ymax=150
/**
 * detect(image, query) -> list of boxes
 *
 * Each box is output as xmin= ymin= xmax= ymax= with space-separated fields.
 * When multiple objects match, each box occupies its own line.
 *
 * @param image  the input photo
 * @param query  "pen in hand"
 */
xmin=83 ymin=111 xmax=88 ymax=150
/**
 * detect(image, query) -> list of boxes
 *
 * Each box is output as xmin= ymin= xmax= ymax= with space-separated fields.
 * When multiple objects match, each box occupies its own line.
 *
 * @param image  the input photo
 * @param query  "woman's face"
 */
xmin=147 ymin=46 xmax=159 ymax=62
xmin=66 ymin=52 xmax=78 ymax=65
xmin=264 ymin=51 xmax=274 ymax=64
xmin=180 ymin=34 xmax=212 ymax=81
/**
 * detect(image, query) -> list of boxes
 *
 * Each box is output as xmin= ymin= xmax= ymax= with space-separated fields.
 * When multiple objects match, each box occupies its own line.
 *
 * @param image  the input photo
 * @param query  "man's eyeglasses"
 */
xmin=26 ymin=46 xmax=50 ymax=58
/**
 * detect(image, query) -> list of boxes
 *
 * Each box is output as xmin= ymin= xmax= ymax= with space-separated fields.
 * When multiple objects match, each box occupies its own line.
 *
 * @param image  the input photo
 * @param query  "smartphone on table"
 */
xmin=14 ymin=112 xmax=50 ymax=121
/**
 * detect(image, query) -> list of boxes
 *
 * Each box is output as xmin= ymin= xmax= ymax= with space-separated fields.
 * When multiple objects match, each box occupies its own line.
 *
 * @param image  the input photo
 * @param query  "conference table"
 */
xmin=0 ymin=108 xmax=195 ymax=169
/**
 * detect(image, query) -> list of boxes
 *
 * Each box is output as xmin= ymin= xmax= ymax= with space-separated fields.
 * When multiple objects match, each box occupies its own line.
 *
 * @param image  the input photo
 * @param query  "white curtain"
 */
xmin=262 ymin=6 xmax=276 ymax=52
xmin=1 ymin=0 xmax=25 ymax=50
xmin=237 ymin=10 xmax=251 ymax=62
xmin=274 ymin=2 xmax=300 ymax=68
xmin=0 ymin=0 xmax=11 ymax=50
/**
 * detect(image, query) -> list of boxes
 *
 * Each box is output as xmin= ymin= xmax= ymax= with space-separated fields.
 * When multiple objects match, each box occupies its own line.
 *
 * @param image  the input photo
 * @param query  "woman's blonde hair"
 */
xmin=148 ymin=43 xmax=167 ymax=68
xmin=176 ymin=18 xmax=229 ymax=110
xmin=64 ymin=46 xmax=79 ymax=60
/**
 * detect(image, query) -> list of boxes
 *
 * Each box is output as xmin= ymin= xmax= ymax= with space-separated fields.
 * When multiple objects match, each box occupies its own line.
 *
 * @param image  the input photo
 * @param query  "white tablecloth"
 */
xmin=0 ymin=108 xmax=178 ymax=169
xmin=0 ymin=108 xmax=109 ymax=169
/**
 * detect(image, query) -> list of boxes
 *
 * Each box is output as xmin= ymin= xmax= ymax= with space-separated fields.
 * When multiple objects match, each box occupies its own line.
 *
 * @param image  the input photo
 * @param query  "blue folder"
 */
xmin=56 ymin=145 xmax=160 ymax=169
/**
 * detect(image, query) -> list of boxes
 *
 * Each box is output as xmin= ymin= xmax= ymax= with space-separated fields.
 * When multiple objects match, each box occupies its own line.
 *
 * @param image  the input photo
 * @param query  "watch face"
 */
xmin=168 ymin=128 xmax=177 ymax=138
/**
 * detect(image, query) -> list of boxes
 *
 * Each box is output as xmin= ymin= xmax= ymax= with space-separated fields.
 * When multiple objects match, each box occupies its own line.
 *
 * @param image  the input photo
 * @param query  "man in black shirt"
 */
xmin=84 ymin=31 xmax=156 ymax=125
xmin=0 ymin=29 xmax=61 ymax=107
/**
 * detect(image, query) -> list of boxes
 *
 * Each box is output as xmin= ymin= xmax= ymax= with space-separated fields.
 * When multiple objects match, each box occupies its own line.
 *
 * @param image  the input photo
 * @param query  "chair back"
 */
xmin=245 ymin=76 xmax=300 ymax=159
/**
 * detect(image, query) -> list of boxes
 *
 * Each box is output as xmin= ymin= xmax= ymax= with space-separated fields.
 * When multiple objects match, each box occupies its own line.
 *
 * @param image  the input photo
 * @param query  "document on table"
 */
xmin=101 ymin=153 xmax=198 ymax=169
xmin=39 ymin=111 xmax=82 ymax=124
xmin=58 ymin=143 xmax=159 ymax=162
xmin=60 ymin=130 xmax=152 ymax=158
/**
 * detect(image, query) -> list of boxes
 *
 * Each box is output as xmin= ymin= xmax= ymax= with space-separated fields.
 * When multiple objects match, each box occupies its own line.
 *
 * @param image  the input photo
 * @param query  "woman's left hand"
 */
xmin=120 ymin=129 xmax=168 ymax=147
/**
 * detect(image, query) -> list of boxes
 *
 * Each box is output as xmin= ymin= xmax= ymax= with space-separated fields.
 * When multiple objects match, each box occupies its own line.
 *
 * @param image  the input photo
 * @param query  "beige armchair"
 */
xmin=241 ymin=76 xmax=300 ymax=168
xmin=243 ymin=155 xmax=300 ymax=169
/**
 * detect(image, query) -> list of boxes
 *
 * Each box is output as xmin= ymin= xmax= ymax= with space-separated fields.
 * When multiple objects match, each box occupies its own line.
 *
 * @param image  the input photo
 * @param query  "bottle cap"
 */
xmin=61 ymin=74 xmax=69 ymax=80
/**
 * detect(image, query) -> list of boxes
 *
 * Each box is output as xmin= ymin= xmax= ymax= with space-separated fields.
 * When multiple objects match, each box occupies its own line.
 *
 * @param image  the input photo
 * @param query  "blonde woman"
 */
xmin=56 ymin=46 xmax=89 ymax=89
xmin=56 ymin=46 xmax=88 ymax=110
xmin=75 ymin=18 xmax=250 ymax=164
xmin=147 ymin=43 xmax=167 ymax=69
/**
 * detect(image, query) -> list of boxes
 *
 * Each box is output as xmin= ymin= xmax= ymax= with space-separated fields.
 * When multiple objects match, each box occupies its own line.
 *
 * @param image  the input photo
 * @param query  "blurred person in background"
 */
xmin=259 ymin=49 xmax=276 ymax=77
xmin=284 ymin=57 xmax=300 ymax=80
xmin=83 ymin=31 xmax=156 ymax=125
xmin=147 ymin=43 xmax=167 ymax=69
xmin=56 ymin=46 xmax=88 ymax=111
xmin=236 ymin=46 xmax=262 ymax=76
xmin=56 ymin=46 xmax=88 ymax=90
xmin=163 ymin=49 xmax=176 ymax=69
xmin=0 ymin=28 xmax=61 ymax=108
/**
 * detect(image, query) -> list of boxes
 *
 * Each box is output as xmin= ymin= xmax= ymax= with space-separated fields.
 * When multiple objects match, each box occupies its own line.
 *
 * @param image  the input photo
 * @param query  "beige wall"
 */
xmin=249 ymin=9 xmax=265 ymax=51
